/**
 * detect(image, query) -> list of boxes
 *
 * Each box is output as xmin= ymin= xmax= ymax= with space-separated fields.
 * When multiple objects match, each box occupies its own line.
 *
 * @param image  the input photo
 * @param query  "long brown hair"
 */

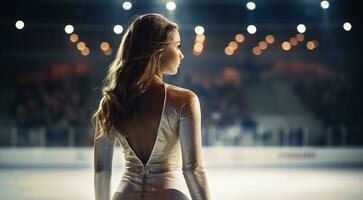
xmin=92 ymin=13 xmax=178 ymax=139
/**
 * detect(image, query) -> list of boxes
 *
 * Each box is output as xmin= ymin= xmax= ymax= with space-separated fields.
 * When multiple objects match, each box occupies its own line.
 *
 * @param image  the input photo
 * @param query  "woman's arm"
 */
xmin=179 ymin=91 xmax=211 ymax=200
xmin=94 ymin=125 xmax=116 ymax=200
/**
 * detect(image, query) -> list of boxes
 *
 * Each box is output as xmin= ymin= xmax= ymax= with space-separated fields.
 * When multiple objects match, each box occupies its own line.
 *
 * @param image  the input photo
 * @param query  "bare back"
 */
xmin=100 ymin=82 xmax=211 ymax=199
xmin=118 ymin=83 xmax=166 ymax=165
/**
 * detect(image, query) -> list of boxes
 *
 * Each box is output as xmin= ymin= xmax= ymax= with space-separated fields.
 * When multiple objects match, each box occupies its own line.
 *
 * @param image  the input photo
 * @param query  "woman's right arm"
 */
xmin=179 ymin=91 xmax=211 ymax=200
xmin=94 ymin=125 xmax=116 ymax=200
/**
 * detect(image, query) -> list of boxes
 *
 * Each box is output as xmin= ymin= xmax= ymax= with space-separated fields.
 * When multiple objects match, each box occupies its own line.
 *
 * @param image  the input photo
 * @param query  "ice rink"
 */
xmin=2 ymin=166 xmax=363 ymax=200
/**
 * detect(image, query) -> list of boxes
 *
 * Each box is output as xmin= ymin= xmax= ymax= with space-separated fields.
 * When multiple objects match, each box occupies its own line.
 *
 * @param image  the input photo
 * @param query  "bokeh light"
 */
xmin=246 ymin=2 xmax=256 ymax=10
xmin=306 ymin=41 xmax=316 ymax=50
xmin=265 ymin=35 xmax=275 ymax=44
xmin=258 ymin=41 xmax=268 ymax=50
xmin=113 ymin=25 xmax=123 ymax=34
xmin=343 ymin=22 xmax=352 ymax=31
xmin=281 ymin=41 xmax=291 ymax=51
xmin=194 ymin=26 xmax=205 ymax=35
xmin=81 ymin=47 xmax=90 ymax=56
xmin=193 ymin=43 xmax=204 ymax=52
xmin=229 ymin=41 xmax=238 ymax=50
xmin=297 ymin=24 xmax=306 ymax=33
xmin=296 ymin=33 xmax=305 ymax=42
xmin=69 ymin=34 xmax=79 ymax=43
xmin=234 ymin=34 xmax=245 ymax=43
xmin=321 ymin=0 xmax=330 ymax=9
xmin=252 ymin=46 xmax=261 ymax=55
xmin=166 ymin=1 xmax=176 ymax=11
xmin=64 ymin=25 xmax=74 ymax=34
xmin=289 ymin=37 xmax=298 ymax=46
xmin=195 ymin=34 xmax=206 ymax=43
xmin=100 ymin=42 xmax=110 ymax=51
xmin=247 ymin=25 xmax=257 ymax=34
xmin=15 ymin=20 xmax=24 ymax=30
xmin=122 ymin=1 xmax=132 ymax=10
xmin=224 ymin=46 xmax=234 ymax=56
xmin=77 ymin=41 xmax=86 ymax=51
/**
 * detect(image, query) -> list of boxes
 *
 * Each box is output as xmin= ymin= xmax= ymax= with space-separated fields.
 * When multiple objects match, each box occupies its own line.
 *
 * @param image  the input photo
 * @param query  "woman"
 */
xmin=93 ymin=13 xmax=211 ymax=200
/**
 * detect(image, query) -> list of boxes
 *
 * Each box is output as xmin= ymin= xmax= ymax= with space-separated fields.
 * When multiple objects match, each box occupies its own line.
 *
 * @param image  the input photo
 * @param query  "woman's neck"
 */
xmin=153 ymin=72 xmax=164 ymax=85
xmin=146 ymin=74 xmax=164 ymax=93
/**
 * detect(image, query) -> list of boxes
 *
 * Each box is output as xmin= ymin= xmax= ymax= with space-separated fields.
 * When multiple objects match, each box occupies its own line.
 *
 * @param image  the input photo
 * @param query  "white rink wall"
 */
xmin=1 ymin=147 xmax=363 ymax=168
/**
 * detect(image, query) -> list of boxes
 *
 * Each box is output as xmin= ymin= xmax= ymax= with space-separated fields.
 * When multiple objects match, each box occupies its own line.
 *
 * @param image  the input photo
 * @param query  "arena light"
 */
xmin=258 ymin=41 xmax=267 ymax=50
xmin=247 ymin=25 xmax=257 ymax=34
xmin=306 ymin=41 xmax=315 ymax=50
xmin=113 ymin=25 xmax=123 ymax=34
xmin=281 ymin=41 xmax=291 ymax=51
xmin=15 ymin=20 xmax=24 ymax=30
xmin=166 ymin=1 xmax=176 ymax=11
xmin=234 ymin=34 xmax=245 ymax=43
xmin=297 ymin=24 xmax=306 ymax=33
xmin=65 ymin=25 xmax=74 ymax=34
xmin=193 ymin=43 xmax=204 ymax=52
xmin=246 ymin=2 xmax=256 ymax=10
xmin=122 ymin=1 xmax=132 ymax=10
xmin=224 ymin=46 xmax=234 ymax=56
xmin=81 ymin=47 xmax=90 ymax=56
xmin=69 ymin=34 xmax=79 ymax=43
xmin=320 ymin=0 xmax=330 ymax=9
xmin=77 ymin=41 xmax=86 ymax=51
xmin=252 ymin=46 xmax=261 ymax=55
xmin=195 ymin=34 xmax=206 ymax=43
xmin=296 ymin=33 xmax=305 ymax=42
xmin=265 ymin=35 xmax=275 ymax=44
xmin=343 ymin=22 xmax=352 ymax=31
xmin=289 ymin=37 xmax=298 ymax=46
xmin=194 ymin=26 xmax=205 ymax=35
xmin=229 ymin=41 xmax=238 ymax=50
xmin=100 ymin=42 xmax=110 ymax=51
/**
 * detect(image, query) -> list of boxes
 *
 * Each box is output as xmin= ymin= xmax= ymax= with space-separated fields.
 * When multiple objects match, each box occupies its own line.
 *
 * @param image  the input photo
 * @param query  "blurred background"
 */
xmin=0 ymin=0 xmax=362 ymax=199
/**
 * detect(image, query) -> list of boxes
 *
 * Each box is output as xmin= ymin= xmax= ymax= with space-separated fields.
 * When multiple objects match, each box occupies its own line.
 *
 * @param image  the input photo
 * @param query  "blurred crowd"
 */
xmin=293 ymin=74 xmax=359 ymax=126
xmin=11 ymin=74 xmax=92 ymax=129
xmin=10 ymin=67 xmax=257 ymax=130
xmin=175 ymin=72 xmax=257 ymax=130
xmin=10 ymin=67 xmax=361 ymax=131
xmin=7 ymin=64 xmax=363 ymax=146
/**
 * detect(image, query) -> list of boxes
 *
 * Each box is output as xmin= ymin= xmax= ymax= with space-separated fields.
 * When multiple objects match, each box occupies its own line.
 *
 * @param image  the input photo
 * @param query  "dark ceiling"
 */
xmin=0 ymin=0 xmax=361 ymax=75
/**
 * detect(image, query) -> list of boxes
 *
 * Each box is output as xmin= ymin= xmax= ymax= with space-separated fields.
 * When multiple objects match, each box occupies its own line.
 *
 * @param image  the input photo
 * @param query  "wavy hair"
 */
xmin=92 ymin=13 xmax=178 ymax=139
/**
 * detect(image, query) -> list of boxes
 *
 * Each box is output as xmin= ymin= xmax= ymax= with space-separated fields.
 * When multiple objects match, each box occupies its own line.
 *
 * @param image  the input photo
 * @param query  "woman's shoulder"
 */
xmin=166 ymin=83 xmax=199 ymax=105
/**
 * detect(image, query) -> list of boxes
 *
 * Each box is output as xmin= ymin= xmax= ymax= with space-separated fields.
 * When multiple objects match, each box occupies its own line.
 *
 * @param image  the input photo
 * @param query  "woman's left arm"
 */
xmin=94 ymin=128 xmax=116 ymax=200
